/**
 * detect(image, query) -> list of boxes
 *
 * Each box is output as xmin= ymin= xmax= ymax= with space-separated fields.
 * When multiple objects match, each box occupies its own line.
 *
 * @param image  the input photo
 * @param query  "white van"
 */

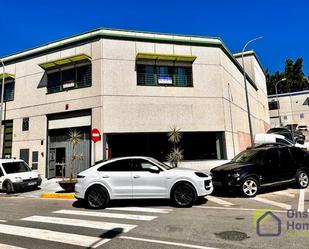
xmin=254 ymin=133 xmax=306 ymax=149
xmin=0 ymin=159 xmax=42 ymax=194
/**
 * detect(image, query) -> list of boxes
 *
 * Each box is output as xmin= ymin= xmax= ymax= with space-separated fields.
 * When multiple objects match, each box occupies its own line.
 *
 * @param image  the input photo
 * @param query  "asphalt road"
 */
xmin=0 ymin=185 xmax=308 ymax=249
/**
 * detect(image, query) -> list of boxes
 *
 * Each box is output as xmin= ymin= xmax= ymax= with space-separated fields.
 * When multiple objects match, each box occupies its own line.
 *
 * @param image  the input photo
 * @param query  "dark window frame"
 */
xmin=32 ymin=151 xmax=39 ymax=170
xmin=0 ymin=80 xmax=15 ymax=102
xmin=22 ymin=118 xmax=29 ymax=131
xmin=268 ymin=100 xmax=280 ymax=110
xmin=97 ymin=159 xmax=132 ymax=172
xmin=136 ymin=64 xmax=193 ymax=87
xmin=46 ymin=62 xmax=92 ymax=94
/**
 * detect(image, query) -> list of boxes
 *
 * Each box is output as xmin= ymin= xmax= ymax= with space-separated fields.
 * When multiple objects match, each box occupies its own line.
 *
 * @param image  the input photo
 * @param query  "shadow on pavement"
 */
xmin=211 ymin=182 xmax=298 ymax=198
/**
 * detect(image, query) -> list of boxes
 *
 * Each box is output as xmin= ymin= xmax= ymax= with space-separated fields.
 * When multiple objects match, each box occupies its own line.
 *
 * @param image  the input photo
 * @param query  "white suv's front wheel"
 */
xmin=171 ymin=182 xmax=197 ymax=207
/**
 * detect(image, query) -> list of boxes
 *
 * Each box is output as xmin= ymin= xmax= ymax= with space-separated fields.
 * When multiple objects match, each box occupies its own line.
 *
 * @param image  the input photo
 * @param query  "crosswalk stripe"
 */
xmin=120 ymin=236 xmax=220 ymax=249
xmin=0 ymin=243 xmax=27 ymax=249
xmin=106 ymin=207 xmax=171 ymax=214
xmin=0 ymin=224 xmax=109 ymax=248
xmin=252 ymin=196 xmax=291 ymax=210
xmin=298 ymin=189 xmax=305 ymax=212
xmin=206 ymin=196 xmax=234 ymax=207
xmin=53 ymin=209 xmax=157 ymax=221
xmin=272 ymin=191 xmax=295 ymax=198
xmin=21 ymin=215 xmax=137 ymax=233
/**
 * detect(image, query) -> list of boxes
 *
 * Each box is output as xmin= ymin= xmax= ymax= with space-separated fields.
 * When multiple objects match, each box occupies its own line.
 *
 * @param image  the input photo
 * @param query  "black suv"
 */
xmin=210 ymin=144 xmax=309 ymax=197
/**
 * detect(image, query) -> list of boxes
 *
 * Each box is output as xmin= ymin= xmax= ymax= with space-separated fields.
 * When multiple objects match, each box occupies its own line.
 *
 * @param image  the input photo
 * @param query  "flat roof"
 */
xmin=0 ymin=27 xmax=259 ymax=90
xmin=268 ymin=89 xmax=309 ymax=98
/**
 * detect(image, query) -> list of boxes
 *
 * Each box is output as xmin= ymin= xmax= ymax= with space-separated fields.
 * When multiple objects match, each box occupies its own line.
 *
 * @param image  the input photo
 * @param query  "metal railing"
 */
xmin=137 ymin=73 xmax=193 ymax=87
xmin=47 ymin=79 xmax=91 ymax=94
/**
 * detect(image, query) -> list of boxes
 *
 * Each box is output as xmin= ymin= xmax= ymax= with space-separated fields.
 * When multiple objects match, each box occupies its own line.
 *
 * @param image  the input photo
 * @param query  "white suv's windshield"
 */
xmin=2 ymin=162 xmax=31 ymax=174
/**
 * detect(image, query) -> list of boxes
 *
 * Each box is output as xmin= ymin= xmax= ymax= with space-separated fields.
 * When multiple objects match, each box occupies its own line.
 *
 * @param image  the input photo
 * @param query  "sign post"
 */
xmin=90 ymin=128 xmax=101 ymax=165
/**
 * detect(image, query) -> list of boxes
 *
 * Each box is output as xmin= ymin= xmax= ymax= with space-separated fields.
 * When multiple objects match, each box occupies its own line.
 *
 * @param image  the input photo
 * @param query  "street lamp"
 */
xmin=241 ymin=36 xmax=263 ymax=147
xmin=275 ymin=78 xmax=287 ymax=127
xmin=0 ymin=58 xmax=5 ymax=158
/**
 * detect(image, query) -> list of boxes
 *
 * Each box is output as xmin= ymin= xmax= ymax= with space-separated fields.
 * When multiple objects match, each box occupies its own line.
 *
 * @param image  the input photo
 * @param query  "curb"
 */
xmin=40 ymin=193 xmax=75 ymax=199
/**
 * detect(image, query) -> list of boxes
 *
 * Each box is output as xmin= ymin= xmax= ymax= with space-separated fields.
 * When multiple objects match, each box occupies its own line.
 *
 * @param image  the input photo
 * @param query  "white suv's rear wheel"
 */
xmin=86 ymin=185 xmax=109 ymax=209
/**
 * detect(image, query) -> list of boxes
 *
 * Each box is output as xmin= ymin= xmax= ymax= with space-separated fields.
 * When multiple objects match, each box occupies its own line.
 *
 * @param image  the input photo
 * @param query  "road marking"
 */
xmin=107 ymin=207 xmax=171 ymax=214
xmin=0 ymin=224 xmax=109 ymax=248
xmin=252 ymin=196 xmax=291 ymax=210
xmin=120 ymin=236 xmax=220 ymax=249
xmin=205 ymin=196 xmax=234 ymax=207
xmin=21 ymin=216 xmax=136 ymax=233
xmin=272 ymin=191 xmax=295 ymax=198
xmin=298 ymin=189 xmax=305 ymax=212
xmin=195 ymin=206 xmax=288 ymax=213
xmin=53 ymin=209 xmax=157 ymax=221
xmin=0 ymin=243 xmax=27 ymax=249
xmin=0 ymin=220 xmax=7 ymax=222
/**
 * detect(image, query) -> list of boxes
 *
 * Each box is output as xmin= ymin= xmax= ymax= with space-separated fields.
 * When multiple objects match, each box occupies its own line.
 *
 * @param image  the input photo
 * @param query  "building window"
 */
xmin=300 ymin=113 xmax=304 ymax=119
xmin=268 ymin=100 xmax=279 ymax=110
xmin=284 ymin=116 xmax=288 ymax=120
xmin=0 ymin=81 xmax=15 ymax=102
xmin=20 ymin=149 xmax=29 ymax=165
xmin=107 ymin=132 xmax=226 ymax=161
xmin=32 ymin=151 xmax=39 ymax=170
xmin=2 ymin=120 xmax=13 ymax=158
xmin=22 ymin=117 xmax=29 ymax=131
xmin=137 ymin=64 xmax=193 ymax=87
xmin=47 ymin=64 xmax=92 ymax=94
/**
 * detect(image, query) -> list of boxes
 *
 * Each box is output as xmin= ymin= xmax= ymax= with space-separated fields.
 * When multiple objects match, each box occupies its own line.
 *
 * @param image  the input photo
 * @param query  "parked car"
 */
xmin=254 ymin=133 xmax=306 ymax=149
xmin=267 ymin=127 xmax=305 ymax=144
xmin=210 ymin=144 xmax=309 ymax=197
xmin=298 ymin=125 xmax=308 ymax=131
xmin=0 ymin=159 xmax=42 ymax=194
xmin=75 ymin=156 xmax=213 ymax=208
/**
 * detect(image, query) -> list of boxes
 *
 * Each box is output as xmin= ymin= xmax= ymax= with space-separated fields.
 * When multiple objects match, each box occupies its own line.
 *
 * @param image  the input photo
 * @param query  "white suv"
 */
xmin=75 ymin=156 xmax=213 ymax=208
xmin=0 ymin=159 xmax=42 ymax=194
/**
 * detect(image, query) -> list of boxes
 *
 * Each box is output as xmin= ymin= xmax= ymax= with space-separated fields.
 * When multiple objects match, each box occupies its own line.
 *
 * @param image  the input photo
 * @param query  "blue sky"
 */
xmin=1 ymin=0 xmax=308 ymax=75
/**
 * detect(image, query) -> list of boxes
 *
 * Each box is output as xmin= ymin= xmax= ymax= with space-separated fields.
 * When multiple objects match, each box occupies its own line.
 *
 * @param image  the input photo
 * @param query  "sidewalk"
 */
xmin=18 ymin=178 xmax=75 ymax=199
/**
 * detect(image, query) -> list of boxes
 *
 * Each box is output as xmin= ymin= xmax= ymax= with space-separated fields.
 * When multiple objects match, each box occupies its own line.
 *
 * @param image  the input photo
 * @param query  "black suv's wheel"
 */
xmin=86 ymin=185 xmax=110 ymax=209
xmin=241 ymin=177 xmax=259 ymax=197
xmin=171 ymin=182 xmax=197 ymax=207
xmin=296 ymin=171 xmax=309 ymax=189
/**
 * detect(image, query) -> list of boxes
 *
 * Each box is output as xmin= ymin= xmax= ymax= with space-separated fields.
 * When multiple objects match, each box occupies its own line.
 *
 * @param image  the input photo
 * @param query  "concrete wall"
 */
xmin=269 ymin=91 xmax=309 ymax=128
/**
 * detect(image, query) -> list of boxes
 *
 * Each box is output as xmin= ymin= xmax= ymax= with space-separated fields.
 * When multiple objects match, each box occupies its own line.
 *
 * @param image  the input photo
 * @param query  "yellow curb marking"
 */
xmin=40 ymin=193 xmax=75 ymax=199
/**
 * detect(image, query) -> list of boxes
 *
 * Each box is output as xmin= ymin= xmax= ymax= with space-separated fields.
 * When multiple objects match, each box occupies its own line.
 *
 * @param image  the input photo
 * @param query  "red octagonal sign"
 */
xmin=91 ymin=128 xmax=101 ymax=143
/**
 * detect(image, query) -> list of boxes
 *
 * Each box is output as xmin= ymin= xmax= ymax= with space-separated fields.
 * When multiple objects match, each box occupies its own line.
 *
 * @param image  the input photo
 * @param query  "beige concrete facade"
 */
xmin=0 ymin=29 xmax=270 ymax=177
xmin=269 ymin=90 xmax=309 ymax=128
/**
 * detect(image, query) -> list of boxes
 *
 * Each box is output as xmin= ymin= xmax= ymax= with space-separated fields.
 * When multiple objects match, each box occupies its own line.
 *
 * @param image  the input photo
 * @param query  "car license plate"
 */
xmin=27 ymin=181 xmax=36 ymax=186
xmin=212 ymin=181 xmax=222 ymax=187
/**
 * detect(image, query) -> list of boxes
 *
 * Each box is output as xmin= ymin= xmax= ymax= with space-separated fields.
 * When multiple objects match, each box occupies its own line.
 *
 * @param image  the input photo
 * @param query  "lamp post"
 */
xmin=275 ymin=78 xmax=287 ymax=127
xmin=241 ymin=36 xmax=263 ymax=147
xmin=0 ymin=58 xmax=5 ymax=158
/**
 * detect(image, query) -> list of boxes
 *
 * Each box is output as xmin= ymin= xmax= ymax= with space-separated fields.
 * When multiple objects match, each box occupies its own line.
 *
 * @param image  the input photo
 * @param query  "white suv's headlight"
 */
xmin=14 ymin=177 xmax=23 ymax=183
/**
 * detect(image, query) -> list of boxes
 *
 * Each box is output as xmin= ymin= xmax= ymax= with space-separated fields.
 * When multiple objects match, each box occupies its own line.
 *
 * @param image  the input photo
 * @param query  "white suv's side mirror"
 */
xmin=149 ymin=166 xmax=160 ymax=174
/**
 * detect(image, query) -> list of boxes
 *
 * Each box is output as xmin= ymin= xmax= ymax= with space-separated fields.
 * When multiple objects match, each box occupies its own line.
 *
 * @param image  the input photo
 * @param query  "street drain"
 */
xmin=235 ymin=217 xmax=245 ymax=220
xmin=215 ymin=231 xmax=249 ymax=241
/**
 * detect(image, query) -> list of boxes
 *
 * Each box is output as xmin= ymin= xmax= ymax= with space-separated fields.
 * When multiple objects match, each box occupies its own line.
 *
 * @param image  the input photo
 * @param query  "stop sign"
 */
xmin=91 ymin=128 xmax=101 ymax=143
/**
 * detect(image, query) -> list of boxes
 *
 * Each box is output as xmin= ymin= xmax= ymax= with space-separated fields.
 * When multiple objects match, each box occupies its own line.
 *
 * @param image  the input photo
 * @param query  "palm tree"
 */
xmin=67 ymin=129 xmax=84 ymax=182
xmin=167 ymin=126 xmax=184 ymax=167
